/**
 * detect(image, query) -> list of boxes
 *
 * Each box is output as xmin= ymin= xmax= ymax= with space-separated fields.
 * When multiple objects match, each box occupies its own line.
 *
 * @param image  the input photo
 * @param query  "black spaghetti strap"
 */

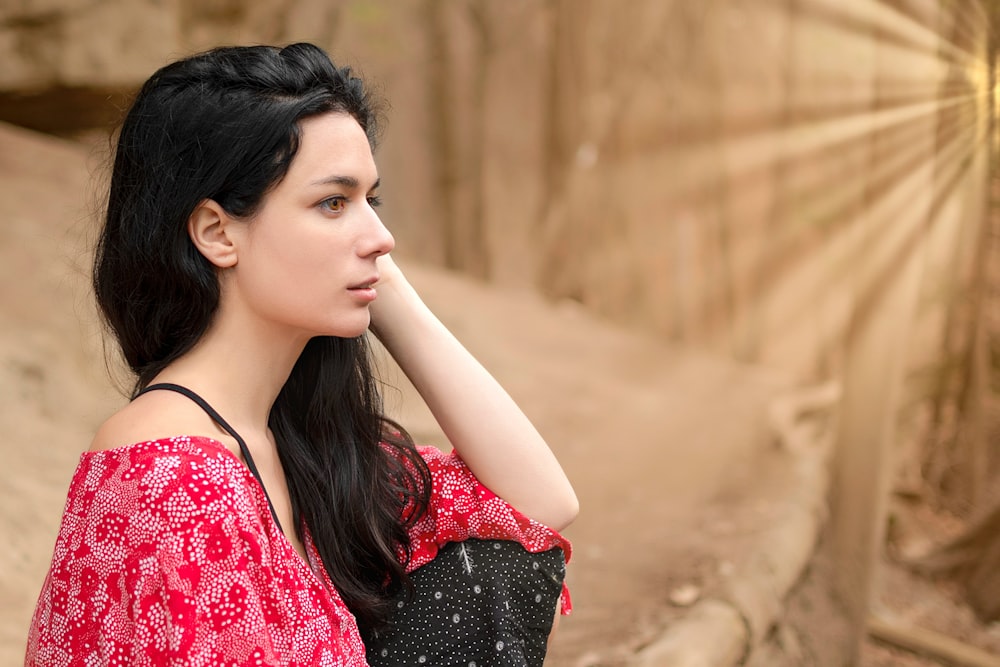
xmin=136 ymin=382 xmax=284 ymax=532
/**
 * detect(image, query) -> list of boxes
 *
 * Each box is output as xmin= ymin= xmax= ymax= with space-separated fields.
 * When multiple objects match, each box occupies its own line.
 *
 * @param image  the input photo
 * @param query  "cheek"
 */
xmin=252 ymin=228 xmax=329 ymax=281
xmin=250 ymin=240 xmax=352 ymax=309
xmin=237 ymin=220 xmax=358 ymax=308
xmin=237 ymin=240 xmax=314 ymax=307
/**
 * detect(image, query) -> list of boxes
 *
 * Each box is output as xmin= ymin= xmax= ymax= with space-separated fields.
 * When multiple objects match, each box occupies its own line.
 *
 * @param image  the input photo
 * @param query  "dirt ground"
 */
xmin=2 ymin=121 xmax=998 ymax=667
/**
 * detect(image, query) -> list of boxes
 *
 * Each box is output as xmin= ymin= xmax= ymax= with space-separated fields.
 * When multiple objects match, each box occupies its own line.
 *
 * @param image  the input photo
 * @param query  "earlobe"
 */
xmin=188 ymin=199 xmax=238 ymax=268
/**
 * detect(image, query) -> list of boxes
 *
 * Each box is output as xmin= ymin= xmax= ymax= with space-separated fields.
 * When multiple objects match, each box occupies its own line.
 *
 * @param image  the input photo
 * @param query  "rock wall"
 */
xmin=0 ymin=0 xmax=352 ymax=89
xmin=0 ymin=0 xmax=345 ymax=132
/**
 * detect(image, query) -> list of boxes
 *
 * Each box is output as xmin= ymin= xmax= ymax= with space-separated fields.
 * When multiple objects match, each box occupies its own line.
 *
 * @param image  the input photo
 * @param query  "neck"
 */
xmin=152 ymin=305 xmax=309 ymax=436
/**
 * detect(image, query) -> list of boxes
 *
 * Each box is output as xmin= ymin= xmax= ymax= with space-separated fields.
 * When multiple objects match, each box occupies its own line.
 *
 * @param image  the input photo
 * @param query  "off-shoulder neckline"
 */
xmin=82 ymin=435 xmax=238 ymax=461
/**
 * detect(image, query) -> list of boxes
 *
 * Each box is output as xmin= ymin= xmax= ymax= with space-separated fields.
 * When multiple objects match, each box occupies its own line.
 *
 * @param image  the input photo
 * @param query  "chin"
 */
xmin=322 ymin=317 xmax=372 ymax=339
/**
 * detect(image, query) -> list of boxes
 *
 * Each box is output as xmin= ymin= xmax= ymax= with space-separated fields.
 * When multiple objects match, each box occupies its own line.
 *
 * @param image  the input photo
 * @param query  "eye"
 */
xmin=367 ymin=194 xmax=383 ymax=208
xmin=319 ymin=196 xmax=346 ymax=214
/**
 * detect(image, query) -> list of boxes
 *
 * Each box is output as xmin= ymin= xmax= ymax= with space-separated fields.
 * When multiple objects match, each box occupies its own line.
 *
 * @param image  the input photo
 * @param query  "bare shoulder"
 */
xmin=89 ymin=389 xmax=236 ymax=454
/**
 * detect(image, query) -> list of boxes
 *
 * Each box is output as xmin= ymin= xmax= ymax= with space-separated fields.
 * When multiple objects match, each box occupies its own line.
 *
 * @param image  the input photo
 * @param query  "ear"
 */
xmin=188 ymin=199 xmax=239 ymax=268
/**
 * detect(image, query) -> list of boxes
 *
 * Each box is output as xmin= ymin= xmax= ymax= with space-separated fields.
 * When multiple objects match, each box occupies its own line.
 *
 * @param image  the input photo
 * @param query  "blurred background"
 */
xmin=2 ymin=0 xmax=1000 ymax=665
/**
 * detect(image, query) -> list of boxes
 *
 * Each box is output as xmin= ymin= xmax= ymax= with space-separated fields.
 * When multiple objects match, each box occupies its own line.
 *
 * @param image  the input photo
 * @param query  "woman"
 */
xmin=26 ymin=43 xmax=577 ymax=666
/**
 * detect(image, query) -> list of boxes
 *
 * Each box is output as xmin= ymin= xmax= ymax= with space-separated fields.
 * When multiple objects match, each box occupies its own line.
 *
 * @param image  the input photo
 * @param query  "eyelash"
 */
xmin=318 ymin=194 xmax=382 ymax=214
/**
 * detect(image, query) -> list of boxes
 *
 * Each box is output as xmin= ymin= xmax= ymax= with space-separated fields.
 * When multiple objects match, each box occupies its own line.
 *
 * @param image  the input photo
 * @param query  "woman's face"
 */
xmin=226 ymin=112 xmax=394 ymax=342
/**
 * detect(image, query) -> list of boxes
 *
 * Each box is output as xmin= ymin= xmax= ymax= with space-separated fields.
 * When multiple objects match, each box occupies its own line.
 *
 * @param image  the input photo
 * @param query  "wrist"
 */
xmin=369 ymin=273 xmax=426 ymax=341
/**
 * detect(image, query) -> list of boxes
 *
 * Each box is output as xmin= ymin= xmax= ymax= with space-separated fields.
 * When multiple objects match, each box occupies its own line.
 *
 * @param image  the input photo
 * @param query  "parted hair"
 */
xmin=93 ymin=42 xmax=431 ymax=629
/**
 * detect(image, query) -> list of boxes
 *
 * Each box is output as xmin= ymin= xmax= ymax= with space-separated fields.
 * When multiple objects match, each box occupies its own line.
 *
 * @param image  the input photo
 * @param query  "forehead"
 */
xmin=283 ymin=112 xmax=377 ymax=185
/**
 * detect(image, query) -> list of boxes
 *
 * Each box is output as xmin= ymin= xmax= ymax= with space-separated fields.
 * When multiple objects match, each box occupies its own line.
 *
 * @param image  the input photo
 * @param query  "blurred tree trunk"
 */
xmin=422 ymin=0 xmax=491 ymax=279
xmin=423 ymin=0 xmax=460 ymax=271
xmin=535 ymin=0 xmax=584 ymax=302
xmin=463 ymin=0 xmax=492 ymax=279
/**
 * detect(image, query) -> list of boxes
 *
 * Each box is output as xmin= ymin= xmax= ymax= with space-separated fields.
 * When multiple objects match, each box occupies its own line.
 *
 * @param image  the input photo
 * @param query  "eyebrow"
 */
xmin=309 ymin=175 xmax=380 ymax=191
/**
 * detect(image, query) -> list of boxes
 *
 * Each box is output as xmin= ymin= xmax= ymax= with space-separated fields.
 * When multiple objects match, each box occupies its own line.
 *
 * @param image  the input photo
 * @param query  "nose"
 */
xmin=360 ymin=209 xmax=395 ymax=258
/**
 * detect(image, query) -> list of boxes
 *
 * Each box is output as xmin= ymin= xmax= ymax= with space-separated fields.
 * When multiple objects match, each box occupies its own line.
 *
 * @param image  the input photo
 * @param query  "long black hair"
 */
xmin=93 ymin=43 xmax=432 ymax=629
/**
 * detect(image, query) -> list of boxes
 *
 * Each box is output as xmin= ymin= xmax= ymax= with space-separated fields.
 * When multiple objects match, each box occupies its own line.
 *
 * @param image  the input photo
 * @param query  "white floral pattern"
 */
xmin=26 ymin=436 xmax=571 ymax=666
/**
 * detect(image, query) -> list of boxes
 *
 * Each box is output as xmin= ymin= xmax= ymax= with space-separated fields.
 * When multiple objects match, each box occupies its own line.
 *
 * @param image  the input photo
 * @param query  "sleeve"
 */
xmin=404 ymin=445 xmax=573 ymax=614
xmin=26 ymin=446 xmax=290 ymax=666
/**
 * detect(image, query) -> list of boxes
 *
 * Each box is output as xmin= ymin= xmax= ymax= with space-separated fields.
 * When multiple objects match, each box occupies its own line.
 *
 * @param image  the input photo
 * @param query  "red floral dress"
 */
xmin=25 ymin=436 xmax=571 ymax=666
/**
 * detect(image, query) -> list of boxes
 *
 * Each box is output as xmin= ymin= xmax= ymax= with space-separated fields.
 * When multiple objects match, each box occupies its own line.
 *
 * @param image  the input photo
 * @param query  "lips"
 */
xmin=348 ymin=276 xmax=379 ymax=290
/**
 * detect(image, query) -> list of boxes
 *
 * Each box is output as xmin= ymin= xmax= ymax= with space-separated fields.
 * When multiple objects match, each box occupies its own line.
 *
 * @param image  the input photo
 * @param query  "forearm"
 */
xmin=370 ymin=267 xmax=578 ymax=531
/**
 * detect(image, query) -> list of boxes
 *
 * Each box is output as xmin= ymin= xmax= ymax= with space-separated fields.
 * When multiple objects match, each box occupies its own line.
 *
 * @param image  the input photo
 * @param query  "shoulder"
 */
xmin=90 ymin=388 xmax=239 ymax=456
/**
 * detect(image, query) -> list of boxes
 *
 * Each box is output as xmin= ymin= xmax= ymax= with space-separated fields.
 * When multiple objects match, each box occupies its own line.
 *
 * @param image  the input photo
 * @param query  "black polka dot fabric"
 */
xmin=362 ymin=539 xmax=567 ymax=667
